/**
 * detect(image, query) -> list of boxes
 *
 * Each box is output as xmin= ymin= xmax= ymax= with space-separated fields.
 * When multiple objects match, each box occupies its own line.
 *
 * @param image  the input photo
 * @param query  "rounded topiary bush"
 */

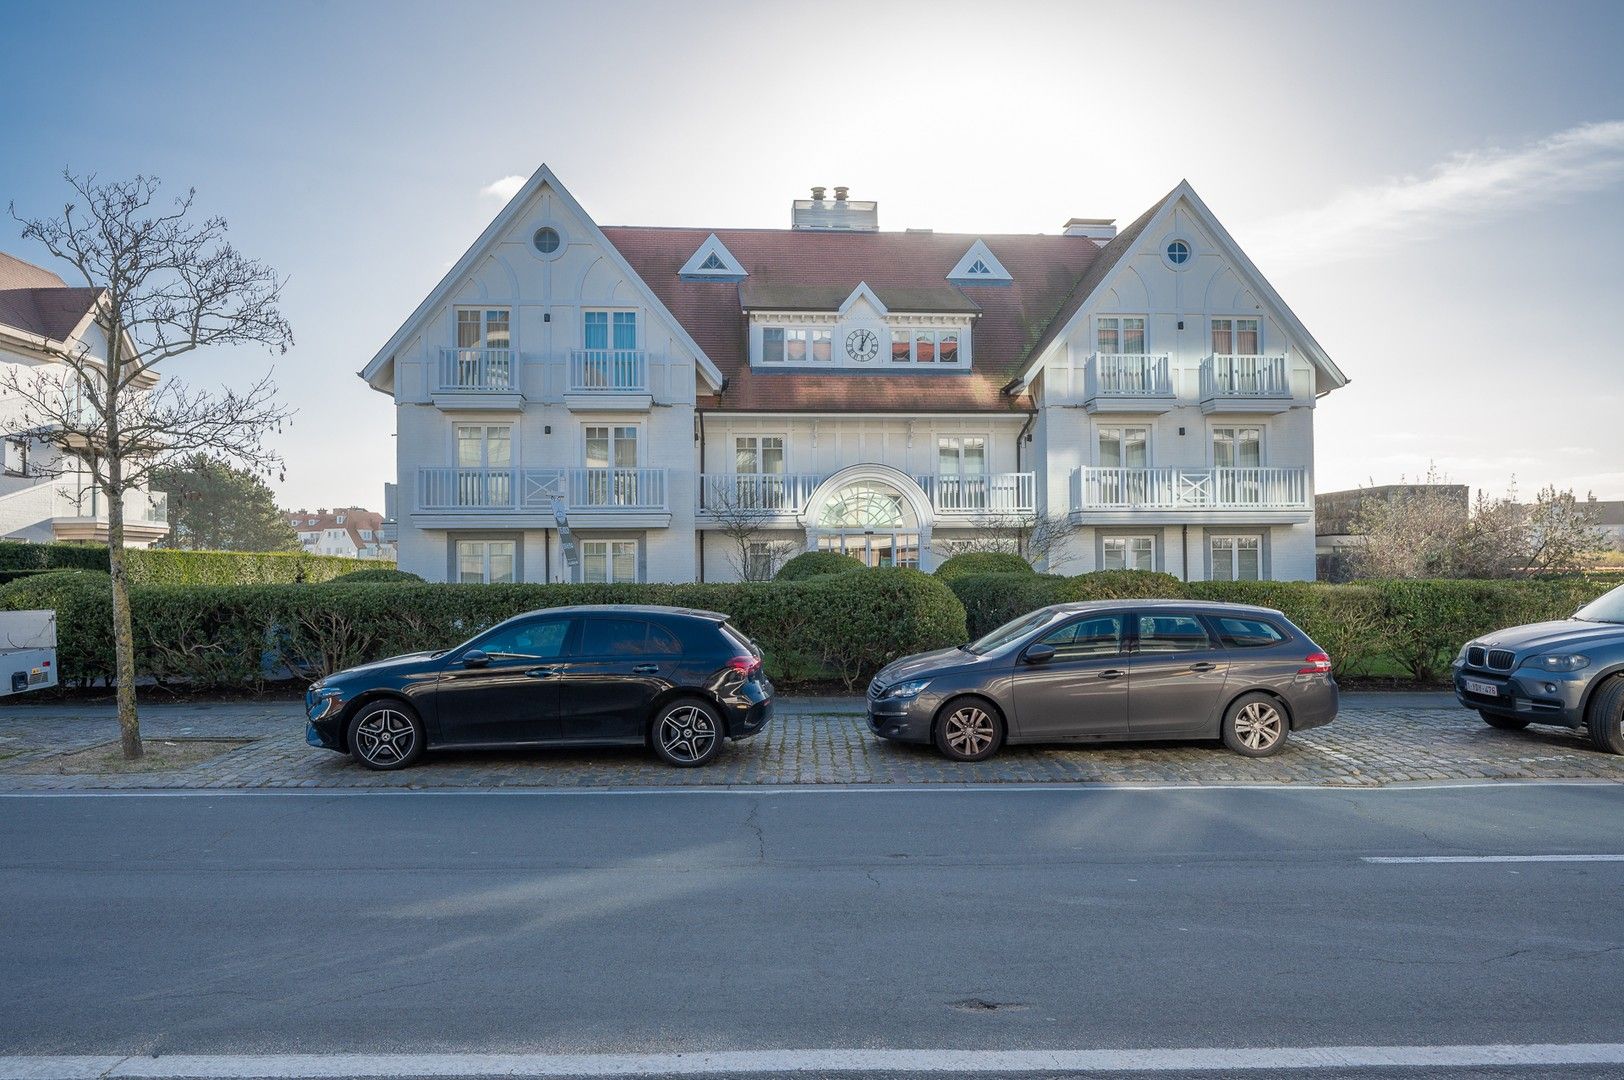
xmin=0 ymin=569 xmax=114 ymax=687
xmin=775 ymin=551 xmax=867 ymax=581
xmin=324 ymin=568 xmax=425 ymax=584
xmin=933 ymin=551 xmax=1034 ymax=582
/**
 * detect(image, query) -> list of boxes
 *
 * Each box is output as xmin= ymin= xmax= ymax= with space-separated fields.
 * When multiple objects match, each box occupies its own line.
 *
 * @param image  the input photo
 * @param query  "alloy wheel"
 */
xmin=1232 ymin=700 xmax=1283 ymax=751
xmin=658 ymin=705 xmax=716 ymax=764
xmin=354 ymin=709 xmax=417 ymax=766
xmin=944 ymin=706 xmax=996 ymax=758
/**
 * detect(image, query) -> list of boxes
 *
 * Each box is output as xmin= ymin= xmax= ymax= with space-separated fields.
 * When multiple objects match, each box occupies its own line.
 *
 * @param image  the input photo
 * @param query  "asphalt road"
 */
xmin=2 ymin=783 xmax=1622 ymax=1077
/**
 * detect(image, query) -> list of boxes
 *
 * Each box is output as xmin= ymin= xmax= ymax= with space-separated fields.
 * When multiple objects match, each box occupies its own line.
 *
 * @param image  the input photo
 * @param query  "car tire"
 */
xmin=1479 ymin=710 xmax=1530 ymax=731
xmin=1585 ymin=676 xmax=1624 ymax=755
xmin=347 ymin=701 xmax=425 ymax=771
xmin=934 ymin=697 xmax=1004 ymax=762
xmin=651 ymin=697 xmax=725 ymax=767
xmin=1222 ymin=692 xmax=1289 ymax=757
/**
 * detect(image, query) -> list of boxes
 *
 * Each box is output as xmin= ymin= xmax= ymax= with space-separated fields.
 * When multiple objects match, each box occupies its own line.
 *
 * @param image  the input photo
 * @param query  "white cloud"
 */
xmin=479 ymin=175 xmax=526 ymax=201
xmin=1251 ymin=120 xmax=1624 ymax=267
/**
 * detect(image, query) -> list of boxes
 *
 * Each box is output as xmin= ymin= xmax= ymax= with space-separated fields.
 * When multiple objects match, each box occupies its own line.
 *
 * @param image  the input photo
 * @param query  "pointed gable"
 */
xmin=947 ymin=239 xmax=1012 ymax=286
xmin=677 ymin=233 xmax=747 ymax=281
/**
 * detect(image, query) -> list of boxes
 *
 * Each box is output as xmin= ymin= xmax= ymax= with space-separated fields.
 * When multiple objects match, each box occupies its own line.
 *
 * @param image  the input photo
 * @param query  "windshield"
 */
xmin=1575 ymin=584 xmax=1624 ymax=624
xmin=965 ymin=609 xmax=1057 ymax=655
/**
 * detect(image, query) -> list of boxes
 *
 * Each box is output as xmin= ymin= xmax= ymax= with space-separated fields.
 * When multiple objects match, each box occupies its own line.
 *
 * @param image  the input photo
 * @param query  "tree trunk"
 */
xmin=104 ymin=333 xmax=141 ymax=760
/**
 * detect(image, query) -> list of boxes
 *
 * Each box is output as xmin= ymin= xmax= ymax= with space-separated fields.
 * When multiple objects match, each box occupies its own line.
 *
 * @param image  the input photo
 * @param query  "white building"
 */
xmin=285 ymin=507 xmax=396 ymax=560
xmin=364 ymin=168 xmax=1345 ymax=584
xmin=0 ymin=252 xmax=168 ymax=547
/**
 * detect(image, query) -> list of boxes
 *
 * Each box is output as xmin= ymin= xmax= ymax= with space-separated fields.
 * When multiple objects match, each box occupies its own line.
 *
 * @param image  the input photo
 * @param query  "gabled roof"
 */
xmin=361 ymin=165 xmax=725 ymax=393
xmin=0 ymin=251 xmax=103 ymax=345
xmin=1006 ymin=180 xmax=1348 ymax=393
xmin=603 ymin=226 xmax=1104 ymax=413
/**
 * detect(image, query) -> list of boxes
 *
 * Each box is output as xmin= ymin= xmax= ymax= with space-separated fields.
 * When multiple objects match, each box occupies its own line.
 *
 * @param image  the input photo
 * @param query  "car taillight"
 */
xmin=1298 ymin=652 xmax=1331 ymax=675
xmin=726 ymin=655 xmax=762 ymax=678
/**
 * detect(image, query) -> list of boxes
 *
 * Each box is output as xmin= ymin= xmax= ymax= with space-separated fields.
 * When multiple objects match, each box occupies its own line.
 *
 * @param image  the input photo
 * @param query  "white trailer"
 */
xmin=0 ymin=610 xmax=58 ymax=696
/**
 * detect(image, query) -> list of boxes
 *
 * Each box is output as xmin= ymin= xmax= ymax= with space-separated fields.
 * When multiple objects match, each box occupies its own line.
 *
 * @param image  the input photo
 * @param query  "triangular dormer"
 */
xmin=947 ymin=239 xmax=1012 ymax=285
xmin=837 ymin=281 xmax=888 ymax=318
xmin=678 ymin=233 xmax=747 ymax=281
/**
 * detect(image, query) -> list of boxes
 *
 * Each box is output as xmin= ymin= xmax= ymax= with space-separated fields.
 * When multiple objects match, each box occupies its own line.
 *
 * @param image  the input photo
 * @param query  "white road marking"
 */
xmin=1363 ymin=854 xmax=1624 ymax=864
xmin=6 ymin=1045 xmax=1624 ymax=1077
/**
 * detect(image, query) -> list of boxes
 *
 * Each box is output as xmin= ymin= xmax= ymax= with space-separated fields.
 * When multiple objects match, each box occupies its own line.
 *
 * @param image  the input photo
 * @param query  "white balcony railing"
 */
xmin=54 ymin=484 xmax=169 ymax=527
xmin=437 ymin=347 xmax=515 ymax=392
xmin=569 ymin=349 xmax=647 ymax=393
xmin=1073 ymin=466 xmax=1309 ymax=511
xmin=417 ymin=467 xmax=667 ymax=513
xmin=915 ymin=472 xmax=1036 ymax=514
xmin=697 ymin=473 xmax=822 ymax=515
xmin=1201 ymin=354 xmax=1291 ymax=400
xmin=1084 ymin=353 xmax=1173 ymax=399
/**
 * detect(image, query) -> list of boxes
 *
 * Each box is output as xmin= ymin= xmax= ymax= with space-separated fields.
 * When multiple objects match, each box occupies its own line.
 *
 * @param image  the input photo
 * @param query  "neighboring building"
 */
xmin=1314 ymin=484 xmax=1471 ymax=577
xmin=284 ymin=506 xmax=396 ymax=559
xmin=363 ymin=168 xmax=1347 ymax=584
xmin=1588 ymin=500 xmax=1624 ymax=551
xmin=0 ymin=252 xmax=169 ymax=547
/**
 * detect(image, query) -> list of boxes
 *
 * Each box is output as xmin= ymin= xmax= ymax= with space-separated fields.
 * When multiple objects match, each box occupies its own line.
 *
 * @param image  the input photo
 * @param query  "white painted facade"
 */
xmin=364 ymin=169 xmax=1344 ymax=586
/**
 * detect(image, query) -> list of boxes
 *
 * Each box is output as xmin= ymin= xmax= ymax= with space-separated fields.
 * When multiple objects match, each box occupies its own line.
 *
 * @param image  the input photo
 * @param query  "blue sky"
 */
xmin=4 ymin=0 xmax=1623 ymax=509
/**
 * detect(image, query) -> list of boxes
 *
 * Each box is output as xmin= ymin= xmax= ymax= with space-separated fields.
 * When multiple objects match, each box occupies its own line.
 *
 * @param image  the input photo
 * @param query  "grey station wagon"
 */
xmin=867 ymin=600 xmax=1338 ymax=762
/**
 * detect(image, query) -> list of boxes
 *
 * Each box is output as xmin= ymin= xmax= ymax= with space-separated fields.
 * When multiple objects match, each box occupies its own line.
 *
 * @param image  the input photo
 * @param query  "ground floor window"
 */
xmin=1210 ymin=535 xmax=1262 ymax=581
xmin=745 ymin=540 xmax=776 ymax=581
xmin=815 ymin=531 xmax=920 ymax=569
xmin=456 ymin=539 xmax=516 ymax=584
xmin=583 ymin=539 xmax=638 ymax=583
xmin=1103 ymin=535 xmax=1155 ymax=571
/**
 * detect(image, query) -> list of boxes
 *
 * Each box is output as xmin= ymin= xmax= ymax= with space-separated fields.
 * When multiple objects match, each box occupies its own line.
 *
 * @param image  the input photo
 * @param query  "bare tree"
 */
xmin=701 ymin=476 xmax=798 ymax=581
xmin=9 ymin=173 xmax=293 ymax=759
xmin=1344 ymin=468 xmax=1471 ymax=579
xmin=931 ymin=511 xmax=1076 ymax=569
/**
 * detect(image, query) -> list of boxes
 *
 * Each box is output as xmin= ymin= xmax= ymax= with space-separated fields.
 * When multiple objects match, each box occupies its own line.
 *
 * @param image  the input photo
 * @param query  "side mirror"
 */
xmin=461 ymin=649 xmax=490 ymax=669
xmin=1022 ymin=643 xmax=1057 ymax=665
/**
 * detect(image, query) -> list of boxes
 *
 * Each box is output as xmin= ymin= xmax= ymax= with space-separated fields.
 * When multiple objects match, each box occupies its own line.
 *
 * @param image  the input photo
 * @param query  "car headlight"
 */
xmin=1524 ymin=654 xmax=1589 ymax=673
xmin=886 ymin=679 xmax=931 ymax=699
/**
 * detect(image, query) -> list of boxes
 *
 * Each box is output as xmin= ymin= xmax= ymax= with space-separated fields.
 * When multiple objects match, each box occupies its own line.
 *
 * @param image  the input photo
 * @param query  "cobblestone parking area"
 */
xmin=0 ymin=694 xmax=1620 ymax=791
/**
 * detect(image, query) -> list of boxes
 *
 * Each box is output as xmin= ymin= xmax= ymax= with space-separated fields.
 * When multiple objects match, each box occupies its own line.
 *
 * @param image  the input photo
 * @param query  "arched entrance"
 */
xmin=805 ymin=466 xmax=933 ymax=569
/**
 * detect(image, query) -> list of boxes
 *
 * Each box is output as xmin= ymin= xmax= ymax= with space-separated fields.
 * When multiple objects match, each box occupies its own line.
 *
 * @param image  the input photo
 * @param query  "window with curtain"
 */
xmin=811 ymin=329 xmax=833 ymax=362
xmin=1103 ymin=535 xmax=1155 ymax=571
xmin=762 ymin=327 xmax=785 ymax=363
xmin=786 ymin=328 xmax=809 ymax=363
xmin=455 ymin=539 xmax=516 ymax=584
xmin=585 ymin=425 xmax=638 ymax=469
xmin=456 ymin=308 xmax=510 ymax=349
xmin=582 ymin=540 xmax=639 ymax=584
xmin=1098 ymin=426 xmax=1149 ymax=468
xmin=1211 ymin=426 xmax=1262 ymax=469
xmin=612 ymin=311 xmax=637 ymax=350
xmin=937 ymin=436 xmax=987 ymax=475
xmin=1096 ymin=316 xmax=1146 ymax=354
xmin=1211 ymin=535 xmax=1262 ymax=581
xmin=456 ymin=424 xmax=512 ymax=468
xmin=891 ymin=330 xmax=911 ymax=362
xmin=1212 ymin=317 xmax=1260 ymax=355
xmin=735 ymin=435 xmax=785 ymax=475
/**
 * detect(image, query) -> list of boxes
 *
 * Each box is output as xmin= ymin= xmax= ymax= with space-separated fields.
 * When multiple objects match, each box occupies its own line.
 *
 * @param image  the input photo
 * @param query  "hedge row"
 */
xmin=0 ymin=567 xmax=967 ymax=692
xmin=0 ymin=541 xmax=382 ymax=585
xmin=949 ymin=571 xmax=1616 ymax=680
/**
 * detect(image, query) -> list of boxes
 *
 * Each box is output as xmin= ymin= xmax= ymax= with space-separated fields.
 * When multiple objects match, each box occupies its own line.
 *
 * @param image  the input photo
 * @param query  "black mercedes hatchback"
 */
xmin=304 ymin=605 xmax=773 ymax=769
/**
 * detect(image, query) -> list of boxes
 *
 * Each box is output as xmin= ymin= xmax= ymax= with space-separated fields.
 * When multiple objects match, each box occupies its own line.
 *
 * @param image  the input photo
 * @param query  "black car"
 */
xmin=868 ymin=600 xmax=1338 ymax=762
xmin=304 ymin=605 xmax=773 ymax=769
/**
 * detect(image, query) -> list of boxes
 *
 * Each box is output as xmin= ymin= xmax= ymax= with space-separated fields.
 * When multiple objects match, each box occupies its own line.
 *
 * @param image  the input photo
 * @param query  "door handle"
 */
xmin=1098 ymin=668 xmax=1125 ymax=680
xmin=525 ymin=665 xmax=563 ymax=679
xmin=632 ymin=663 xmax=660 ymax=675
xmin=1189 ymin=662 xmax=1218 ymax=672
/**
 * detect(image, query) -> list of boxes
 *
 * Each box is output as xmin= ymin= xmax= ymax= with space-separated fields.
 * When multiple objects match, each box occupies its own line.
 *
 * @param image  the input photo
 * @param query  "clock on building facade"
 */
xmin=845 ymin=328 xmax=880 ymax=363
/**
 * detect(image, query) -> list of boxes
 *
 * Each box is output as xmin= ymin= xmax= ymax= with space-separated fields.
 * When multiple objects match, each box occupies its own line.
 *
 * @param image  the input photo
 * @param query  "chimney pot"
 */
xmin=810 ymin=186 xmax=826 ymax=201
xmin=834 ymin=186 xmax=849 ymax=202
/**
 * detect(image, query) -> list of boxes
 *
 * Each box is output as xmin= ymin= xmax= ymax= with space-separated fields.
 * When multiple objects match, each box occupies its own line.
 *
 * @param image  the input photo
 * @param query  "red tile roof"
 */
xmin=0 ymin=252 xmax=101 ymax=343
xmin=600 ymin=227 xmax=1111 ymax=413
xmin=285 ymin=507 xmax=387 ymax=552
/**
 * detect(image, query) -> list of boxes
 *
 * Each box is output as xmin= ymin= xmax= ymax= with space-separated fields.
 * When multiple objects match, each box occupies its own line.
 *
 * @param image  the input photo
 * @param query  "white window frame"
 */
xmin=583 ymin=309 xmax=639 ymax=351
xmin=1210 ymin=534 xmax=1263 ymax=582
xmin=1210 ymin=316 xmax=1263 ymax=356
xmin=1096 ymin=425 xmax=1151 ymax=468
xmin=455 ymin=539 xmax=518 ymax=584
xmin=1209 ymin=424 xmax=1265 ymax=469
xmin=734 ymin=434 xmax=787 ymax=475
xmin=936 ymin=434 xmax=989 ymax=476
xmin=454 ymin=423 xmax=514 ymax=469
xmin=1095 ymin=315 xmax=1147 ymax=355
xmin=755 ymin=319 xmax=967 ymax=367
xmin=581 ymin=539 xmax=640 ymax=584
xmin=454 ymin=307 xmax=512 ymax=351
xmin=582 ymin=422 xmax=642 ymax=469
xmin=1102 ymin=534 xmax=1156 ymax=571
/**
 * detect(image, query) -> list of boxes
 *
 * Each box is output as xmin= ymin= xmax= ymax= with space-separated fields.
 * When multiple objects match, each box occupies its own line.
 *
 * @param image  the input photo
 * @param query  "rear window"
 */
xmin=1212 ymin=616 xmax=1288 ymax=648
xmin=1137 ymin=614 xmax=1211 ymax=653
xmin=720 ymin=621 xmax=760 ymax=657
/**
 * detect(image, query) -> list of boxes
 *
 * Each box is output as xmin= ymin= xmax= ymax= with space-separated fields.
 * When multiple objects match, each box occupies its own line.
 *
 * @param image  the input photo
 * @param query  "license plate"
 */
xmin=1463 ymin=678 xmax=1500 ymax=697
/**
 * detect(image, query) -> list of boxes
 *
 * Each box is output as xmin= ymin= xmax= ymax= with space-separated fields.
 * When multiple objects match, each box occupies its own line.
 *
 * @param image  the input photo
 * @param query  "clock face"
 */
xmin=846 ymin=328 xmax=880 ymax=363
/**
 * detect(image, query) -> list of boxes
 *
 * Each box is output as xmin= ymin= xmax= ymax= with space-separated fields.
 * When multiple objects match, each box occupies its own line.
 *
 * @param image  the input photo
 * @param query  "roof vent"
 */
xmin=793 ymin=186 xmax=878 ymax=231
xmin=1063 ymin=217 xmax=1117 ymax=245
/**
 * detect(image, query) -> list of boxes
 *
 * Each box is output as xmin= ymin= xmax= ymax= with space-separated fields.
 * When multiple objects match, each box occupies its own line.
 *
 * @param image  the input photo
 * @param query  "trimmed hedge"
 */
xmin=952 ymin=569 xmax=1187 ymax=639
xmin=0 ymin=541 xmax=384 ymax=585
xmin=775 ymin=551 xmax=867 ymax=581
xmin=1 ymin=567 xmax=967 ymax=692
xmin=0 ymin=541 xmax=106 ymax=572
xmin=323 ymin=568 xmax=424 ymax=584
xmin=933 ymin=551 xmax=1033 ymax=582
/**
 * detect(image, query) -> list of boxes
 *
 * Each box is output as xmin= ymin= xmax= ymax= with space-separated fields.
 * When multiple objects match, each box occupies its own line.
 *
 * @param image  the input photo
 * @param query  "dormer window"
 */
xmin=699 ymin=252 xmax=726 ymax=270
xmin=947 ymin=240 xmax=1012 ymax=285
xmin=679 ymin=234 xmax=747 ymax=280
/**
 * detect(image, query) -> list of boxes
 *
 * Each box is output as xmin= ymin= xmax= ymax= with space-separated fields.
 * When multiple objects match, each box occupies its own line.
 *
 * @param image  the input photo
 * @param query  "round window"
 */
xmin=1165 ymin=239 xmax=1191 ymax=265
xmin=532 ymin=226 xmax=561 ymax=254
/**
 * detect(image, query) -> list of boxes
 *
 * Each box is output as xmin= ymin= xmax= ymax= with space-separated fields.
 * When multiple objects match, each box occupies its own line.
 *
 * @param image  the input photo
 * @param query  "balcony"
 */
xmin=416 ymin=467 xmax=669 ymax=524
xmin=1199 ymin=355 xmax=1293 ymax=413
xmin=696 ymin=473 xmax=822 ymax=517
xmin=915 ymin=472 xmax=1036 ymax=516
xmin=1071 ymin=466 xmax=1310 ymax=523
xmin=1082 ymin=353 xmax=1175 ymax=413
xmin=51 ymin=484 xmax=169 ymax=543
xmin=566 ymin=349 xmax=651 ymax=411
xmin=432 ymin=348 xmax=522 ymax=410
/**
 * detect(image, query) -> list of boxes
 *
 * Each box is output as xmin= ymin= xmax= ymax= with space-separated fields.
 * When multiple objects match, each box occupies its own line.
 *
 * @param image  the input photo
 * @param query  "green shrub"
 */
xmin=0 ymin=541 xmax=107 ymax=572
xmin=1185 ymin=580 xmax=1384 ymax=678
xmin=933 ymin=551 xmax=1033 ymax=583
xmin=125 ymin=549 xmax=376 ymax=585
xmin=1057 ymin=569 xmax=1185 ymax=601
xmin=0 ymin=570 xmax=114 ymax=687
xmin=949 ymin=569 xmax=1189 ymax=638
xmin=775 ymin=551 xmax=867 ymax=581
xmin=323 ymin=568 xmax=424 ymax=584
